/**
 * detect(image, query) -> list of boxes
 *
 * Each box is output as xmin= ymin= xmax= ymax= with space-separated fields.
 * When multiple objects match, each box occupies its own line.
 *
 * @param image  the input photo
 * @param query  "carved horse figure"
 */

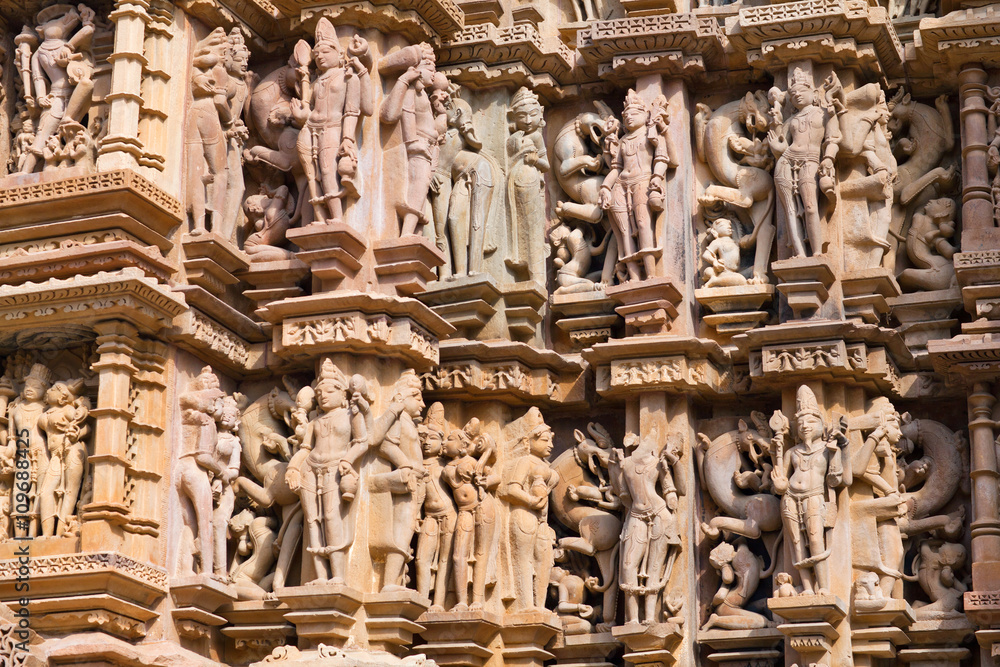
xmin=694 ymin=93 xmax=775 ymax=283
xmin=235 ymin=386 xmax=303 ymax=588
xmin=550 ymin=423 xmax=622 ymax=631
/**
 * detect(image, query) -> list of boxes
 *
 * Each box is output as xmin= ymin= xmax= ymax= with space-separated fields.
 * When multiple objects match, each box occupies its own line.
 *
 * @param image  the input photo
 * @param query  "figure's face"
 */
xmin=796 ymin=413 xmax=823 ymax=442
xmin=23 ymin=380 xmax=44 ymax=401
xmin=444 ymin=433 xmax=466 ymax=458
xmin=884 ymin=413 xmax=902 ymax=446
xmin=401 ymin=387 xmax=424 ymax=418
xmin=418 ymin=62 xmax=436 ymax=87
xmin=715 ymin=219 xmax=732 ymax=237
xmin=316 ymin=382 xmax=346 ymax=412
xmin=220 ymin=406 xmax=240 ymax=431
xmin=790 ymin=85 xmax=812 ymax=109
xmin=530 ymin=428 xmax=554 ymax=458
xmin=623 ymin=106 xmax=647 ymax=131
xmin=44 ymin=386 xmax=69 ymax=406
xmin=514 ymin=106 xmax=543 ymax=133
xmin=313 ymin=43 xmax=341 ymax=71
xmin=423 ymin=431 xmax=443 ymax=457
xmin=431 ymin=90 xmax=451 ymax=117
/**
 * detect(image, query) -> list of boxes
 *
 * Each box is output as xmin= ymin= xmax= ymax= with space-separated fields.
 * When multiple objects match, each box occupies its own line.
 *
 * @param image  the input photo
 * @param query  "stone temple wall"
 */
xmin=0 ymin=0 xmax=998 ymax=665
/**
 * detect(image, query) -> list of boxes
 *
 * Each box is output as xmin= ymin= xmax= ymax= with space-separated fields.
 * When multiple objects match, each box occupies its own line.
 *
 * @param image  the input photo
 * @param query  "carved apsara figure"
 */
xmin=550 ymin=566 xmax=597 ymax=635
xmin=609 ymin=426 xmax=683 ymax=626
xmin=36 ymin=378 xmax=89 ymax=538
xmin=769 ymin=385 xmax=848 ymax=595
xmin=767 ymin=69 xmax=840 ymax=257
xmin=380 ymin=44 xmax=448 ymax=238
xmin=16 ymin=4 xmax=96 ymax=175
xmin=600 ymin=90 xmax=670 ymax=282
xmin=502 ymin=407 xmax=559 ymax=612
xmin=912 ymin=541 xmax=967 ymax=619
xmin=296 ymin=20 xmax=373 ymax=226
xmin=211 ymin=394 xmax=243 ymax=578
xmin=415 ymin=403 xmax=456 ymax=608
xmin=432 ymin=89 xmax=499 ymax=279
xmin=506 ymin=87 xmax=550 ymax=283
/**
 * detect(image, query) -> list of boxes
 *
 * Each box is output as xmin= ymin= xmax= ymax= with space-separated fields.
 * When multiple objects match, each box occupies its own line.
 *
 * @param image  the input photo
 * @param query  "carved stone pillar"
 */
xmin=967 ymin=383 xmax=1000 ymax=591
xmin=959 ymin=65 xmax=995 ymax=249
xmin=99 ymin=0 xmax=151 ymax=170
xmin=80 ymin=320 xmax=139 ymax=551
xmin=137 ymin=0 xmax=173 ymax=171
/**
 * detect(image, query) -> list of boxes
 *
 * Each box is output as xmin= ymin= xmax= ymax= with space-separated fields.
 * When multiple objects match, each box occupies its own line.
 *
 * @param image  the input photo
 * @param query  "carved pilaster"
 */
xmin=99 ymin=0 xmax=152 ymax=170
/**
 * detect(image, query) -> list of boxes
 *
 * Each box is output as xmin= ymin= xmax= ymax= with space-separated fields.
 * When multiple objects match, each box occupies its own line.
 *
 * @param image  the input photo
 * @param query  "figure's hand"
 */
xmin=586 ymin=155 xmax=603 ymax=172
xmin=666 ymin=491 xmax=678 ymax=511
xmin=285 ymin=466 xmax=301 ymax=491
xmin=531 ymin=495 xmax=547 ymax=510
xmin=339 ymin=460 xmax=356 ymax=477
xmin=348 ymin=35 xmax=370 ymax=58
xmin=79 ymin=4 xmax=96 ymax=26
xmin=400 ymin=67 xmax=421 ymax=85
xmin=598 ymin=187 xmax=612 ymax=210
xmin=525 ymin=150 xmax=538 ymax=167
xmin=579 ymin=604 xmax=595 ymax=619
xmin=38 ymin=95 xmax=53 ymax=110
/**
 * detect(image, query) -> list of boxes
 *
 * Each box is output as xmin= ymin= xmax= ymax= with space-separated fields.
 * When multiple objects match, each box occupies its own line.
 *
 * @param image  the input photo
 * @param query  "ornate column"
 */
xmin=98 ymin=0 xmax=151 ymax=170
xmin=967 ymin=383 xmax=1000 ymax=590
xmin=136 ymin=0 xmax=173 ymax=171
xmin=958 ymin=65 xmax=993 ymax=246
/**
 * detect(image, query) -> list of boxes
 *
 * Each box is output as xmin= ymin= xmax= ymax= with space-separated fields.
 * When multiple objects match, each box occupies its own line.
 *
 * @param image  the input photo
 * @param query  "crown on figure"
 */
xmin=789 ymin=67 xmax=812 ymax=89
xmin=511 ymin=86 xmax=542 ymax=112
xmin=624 ymin=89 xmax=647 ymax=113
xmin=23 ymin=363 xmax=52 ymax=388
xmin=313 ymin=17 xmax=342 ymax=51
xmin=795 ymin=385 xmax=822 ymax=420
xmin=316 ymin=357 xmax=348 ymax=389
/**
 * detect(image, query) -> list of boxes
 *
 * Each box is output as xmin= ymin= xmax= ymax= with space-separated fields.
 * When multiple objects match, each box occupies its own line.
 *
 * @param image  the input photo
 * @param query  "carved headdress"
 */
xmin=511 ymin=86 xmax=543 ymax=114
xmin=421 ymin=401 xmax=446 ymax=440
xmin=313 ymin=18 xmax=342 ymax=53
xmin=789 ymin=67 xmax=812 ymax=90
xmin=315 ymin=357 xmax=348 ymax=390
xmin=23 ymin=363 xmax=52 ymax=389
xmin=624 ymin=89 xmax=647 ymax=114
xmin=795 ymin=384 xmax=822 ymax=421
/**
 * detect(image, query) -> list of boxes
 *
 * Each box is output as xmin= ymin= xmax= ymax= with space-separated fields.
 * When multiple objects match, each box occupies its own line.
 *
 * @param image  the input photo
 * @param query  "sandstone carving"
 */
xmin=506 ymin=87 xmax=550 ymax=283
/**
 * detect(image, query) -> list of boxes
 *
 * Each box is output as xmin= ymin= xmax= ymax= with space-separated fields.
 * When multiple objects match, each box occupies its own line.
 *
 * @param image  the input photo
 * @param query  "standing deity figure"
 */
xmin=506 ymin=87 xmax=550 ymax=283
xmin=444 ymin=428 xmax=480 ymax=609
xmin=767 ymin=68 xmax=840 ymax=257
xmin=432 ymin=90 xmax=499 ymax=279
xmin=285 ymin=359 xmax=364 ymax=585
xmin=599 ymin=90 xmax=670 ymax=282
xmin=211 ymin=395 xmax=243 ymax=578
xmin=8 ymin=364 xmax=52 ymax=538
xmin=296 ymin=19 xmax=373 ymax=226
xmin=502 ymin=407 xmax=559 ymax=612
xmin=467 ymin=419 xmax=501 ymax=609
xmin=16 ymin=4 xmax=96 ymax=175
xmin=380 ymin=44 xmax=448 ymax=237
xmin=415 ymin=403 xmax=456 ymax=609
xmin=769 ymin=385 xmax=848 ymax=596
xmin=609 ymin=426 xmax=682 ymax=626
xmin=220 ymin=29 xmax=253 ymax=242
xmin=175 ymin=367 xmax=226 ymax=577
xmin=36 ymin=379 xmax=89 ymax=538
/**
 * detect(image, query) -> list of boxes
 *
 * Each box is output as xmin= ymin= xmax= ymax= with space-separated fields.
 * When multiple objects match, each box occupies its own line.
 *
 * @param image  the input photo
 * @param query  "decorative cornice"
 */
xmin=914 ymin=5 xmax=1000 ymax=68
xmin=295 ymin=0 xmax=463 ymax=44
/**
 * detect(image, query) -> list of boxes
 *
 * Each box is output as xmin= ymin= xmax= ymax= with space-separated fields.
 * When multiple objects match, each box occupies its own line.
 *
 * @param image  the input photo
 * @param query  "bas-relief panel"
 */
xmin=0 ymin=0 xmax=995 ymax=666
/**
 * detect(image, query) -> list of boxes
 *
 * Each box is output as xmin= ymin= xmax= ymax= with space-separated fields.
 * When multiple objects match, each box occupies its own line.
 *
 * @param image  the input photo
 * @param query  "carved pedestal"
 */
xmin=551 ymin=290 xmax=619 ymax=348
xmin=955 ymin=250 xmax=1000 ymax=333
xmin=772 ymin=257 xmax=836 ymax=319
xmin=364 ymin=589 xmax=430 ymax=655
xmin=767 ymin=595 xmax=847 ymax=666
xmin=170 ymin=575 xmax=238 ymax=643
xmin=276 ymin=584 xmax=363 ymax=649
xmin=239 ymin=258 xmax=311 ymax=315
xmin=697 ymin=628 xmax=783 ymax=667
xmin=415 ymin=609 xmax=503 ymax=667
xmin=851 ymin=598 xmax=914 ymax=665
xmin=897 ymin=618 xmax=974 ymax=667
xmin=888 ymin=288 xmax=962 ymax=360
xmin=550 ymin=631 xmax=621 ymax=667
xmin=374 ymin=236 xmax=447 ymax=296
xmin=288 ymin=223 xmax=367 ymax=292
xmin=220 ymin=600 xmax=295 ymax=665
xmin=841 ymin=269 xmax=901 ymax=324
xmin=418 ymin=274 xmax=503 ymax=337
xmin=606 ymin=277 xmax=682 ymax=335
xmin=503 ymin=282 xmax=548 ymax=339
xmin=182 ymin=233 xmax=250 ymax=299
xmin=612 ymin=622 xmax=684 ymax=667
xmin=500 ymin=610 xmax=561 ymax=667
xmin=695 ymin=284 xmax=775 ymax=335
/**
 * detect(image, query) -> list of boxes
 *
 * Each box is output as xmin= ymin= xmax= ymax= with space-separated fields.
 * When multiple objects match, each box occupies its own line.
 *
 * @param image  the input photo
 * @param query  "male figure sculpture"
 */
xmin=415 ymin=404 xmax=456 ymax=609
xmin=286 ymin=359 xmax=362 ymax=584
xmin=18 ymin=4 xmax=96 ymax=174
xmin=507 ymin=87 xmax=550 ymax=283
xmin=610 ymin=426 xmax=682 ymax=626
xmin=600 ymin=90 xmax=670 ymax=282
xmin=296 ymin=19 xmax=373 ymax=226
xmin=9 ymin=364 xmax=52 ymax=537
xmin=37 ymin=379 xmax=89 ymax=537
xmin=503 ymin=408 xmax=559 ymax=611
xmin=768 ymin=68 xmax=840 ymax=257
xmin=769 ymin=385 xmax=847 ymax=595
xmin=380 ymin=44 xmax=448 ymax=237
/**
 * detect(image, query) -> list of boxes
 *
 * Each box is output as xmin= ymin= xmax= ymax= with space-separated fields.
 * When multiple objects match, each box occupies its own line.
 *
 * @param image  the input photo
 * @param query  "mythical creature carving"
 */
xmin=694 ymin=91 xmax=774 ymax=283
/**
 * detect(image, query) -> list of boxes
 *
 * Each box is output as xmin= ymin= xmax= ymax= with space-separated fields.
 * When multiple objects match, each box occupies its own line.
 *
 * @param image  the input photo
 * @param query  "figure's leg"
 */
xmin=38 ymin=457 xmax=60 ymax=537
xmin=533 ymin=526 xmax=554 ymax=610
xmin=510 ymin=511 xmax=536 ymax=612
xmin=608 ymin=205 xmax=639 ymax=281
xmin=273 ymin=507 xmax=302 ymax=589
xmin=472 ymin=500 xmax=497 ymax=607
xmin=798 ymin=162 xmax=824 ymax=256
xmin=297 ymin=128 xmax=329 ymax=224
xmin=213 ymin=488 xmax=236 ymax=576
xmin=782 ymin=496 xmax=811 ymax=593
xmin=59 ymin=444 xmax=86 ymax=532
xmin=434 ymin=514 xmax=456 ymax=609
xmin=432 ymin=180 xmax=453 ymax=278
xmin=452 ymin=511 xmax=474 ymax=609
xmin=415 ymin=515 xmax=439 ymax=598
xmin=620 ymin=519 xmax=645 ymax=624
xmin=805 ymin=499 xmax=829 ymax=594
xmin=449 ymin=177 xmax=472 ymax=276
xmin=632 ymin=186 xmax=657 ymax=278
xmin=402 ymin=154 xmax=434 ymax=236
xmin=191 ymin=472 xmax=215 ymax=576
xmin=300 ymin=469 xmax=328 ymax=583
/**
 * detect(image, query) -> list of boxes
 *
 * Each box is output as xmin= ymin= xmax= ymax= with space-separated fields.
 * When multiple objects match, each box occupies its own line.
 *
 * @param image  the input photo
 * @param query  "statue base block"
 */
xmin=364 ymin=589 xmax=430 ymax=655
xmin=612 ymin=621 xmax=684 ymax=667
xmin=606 ymin=277 xmax=682 ymax=335
xmin=170 ymin=574 xmax=238 ymax=641
xmin=698 ymin=627 xmax=783 ymax=665
xmin=500 ymin=610 xmax=561 ymax=667
xmin=852 ymin=598 xmax=914 ymax=661
xmin=768 ymin=594 xmax=846 ymax=664
xmin=503 ymin=282 xmax=548 ymax=339
xmin=374 ymin=236 xmax=447 ymax=296
xmin=276 ymin=584 xmax=364 ymax=648
xmin=888 ymin=287 xmax=961 ymax=357
xmin=696 ymin=283 xmax=775 ymax=334
xmin=550 ymin=631 xmax=621 ymax=667
xmin=239 ymin=258 xmax=311 ymax=313
xmin=220 ymin=599 xmax=295 ymax=665
xmin=289 ymin=223 xmax=367 ymax=292
xmin=182 ymin=233 xmax=250 ymax=298
xmin=251 ymin=644 xmax=440 ymax=667
xmin=772 ymin=256 xmax=835 ymax=319
xmin=551 ymin=290 xmax=618 ymax=348
xmin=841 ymin=268 xmax=900 ymax=324
xmin=415 ymin=609 xmax=503 ymax=667
xmin=419 ymin=273 xmax=502 ymax=335
xmin=897 ymin=619 xmax=973 ymax=666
